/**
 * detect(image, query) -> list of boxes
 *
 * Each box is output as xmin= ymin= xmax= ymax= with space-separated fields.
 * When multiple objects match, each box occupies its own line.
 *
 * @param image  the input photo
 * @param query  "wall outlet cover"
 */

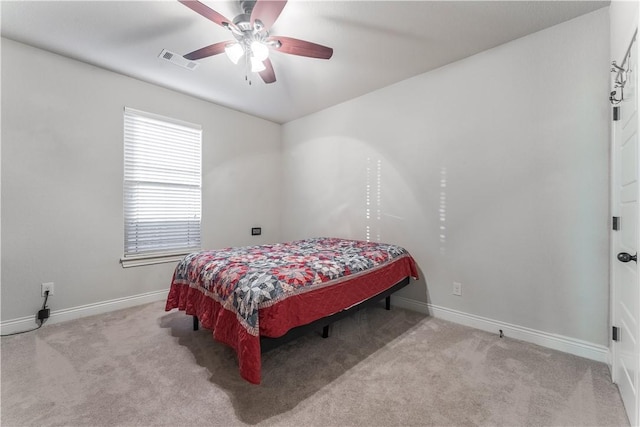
xmin=41 ymin=282 xmax=54 ymax=297
xmin=453 ymin=281 xmax=462 ymax=296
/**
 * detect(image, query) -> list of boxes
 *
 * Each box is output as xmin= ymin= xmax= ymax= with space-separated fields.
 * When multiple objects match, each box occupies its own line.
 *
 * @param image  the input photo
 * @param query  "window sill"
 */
xmin=120 ymin=252 xmax=192 ymax=268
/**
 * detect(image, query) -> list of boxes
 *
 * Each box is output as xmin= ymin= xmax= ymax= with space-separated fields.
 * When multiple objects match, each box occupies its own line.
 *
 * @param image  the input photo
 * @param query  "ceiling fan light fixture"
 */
xmin=250 ymin=56 xmax=266 ymax=72
xmin=250 ymin=41 xmax=270 ymax=62
xmin=225 ymin=43 xmax=244 ymax=64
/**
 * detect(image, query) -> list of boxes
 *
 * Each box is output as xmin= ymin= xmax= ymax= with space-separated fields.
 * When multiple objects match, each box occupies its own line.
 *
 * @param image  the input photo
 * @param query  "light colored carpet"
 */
xmin=1 ymin=300 xmax=629 ymax=426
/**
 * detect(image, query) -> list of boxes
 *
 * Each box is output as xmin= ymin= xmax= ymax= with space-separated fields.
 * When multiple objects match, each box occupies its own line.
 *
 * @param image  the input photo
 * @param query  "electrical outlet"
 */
xmin=453 ymin=281 xmax=462 ymax=296
xmin=41 ymin=282 xmax=54 ymax=297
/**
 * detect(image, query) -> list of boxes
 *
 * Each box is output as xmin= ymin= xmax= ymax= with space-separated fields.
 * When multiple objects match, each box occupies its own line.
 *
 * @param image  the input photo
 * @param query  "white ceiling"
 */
xmin=1 ymin=1 xmax=608 ymax=124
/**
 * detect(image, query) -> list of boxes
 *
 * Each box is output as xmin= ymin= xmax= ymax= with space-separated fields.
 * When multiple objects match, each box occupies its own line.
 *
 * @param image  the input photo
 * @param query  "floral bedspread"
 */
xmin=170 ymin=237 xmax=413 ymax=335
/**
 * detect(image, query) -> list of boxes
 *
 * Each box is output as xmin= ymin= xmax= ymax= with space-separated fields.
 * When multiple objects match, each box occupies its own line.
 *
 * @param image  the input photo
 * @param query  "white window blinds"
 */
xmin=123 ymin=107 xmax=202 ymax=264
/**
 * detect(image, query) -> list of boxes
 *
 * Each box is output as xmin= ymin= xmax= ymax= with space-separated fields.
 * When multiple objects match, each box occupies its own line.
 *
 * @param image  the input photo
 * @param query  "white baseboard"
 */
xmin=3 ymin=291 xmax=610 ymax=365
xmin=391 ymin=296 xmax=610 ymax=364
xmin=1 ymin=289 xmax=169 ymax=335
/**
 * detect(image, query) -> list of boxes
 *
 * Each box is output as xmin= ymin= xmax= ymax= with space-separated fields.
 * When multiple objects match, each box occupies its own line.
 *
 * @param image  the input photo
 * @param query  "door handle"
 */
xmin=617 ymin=252 xmax=638 ymax=263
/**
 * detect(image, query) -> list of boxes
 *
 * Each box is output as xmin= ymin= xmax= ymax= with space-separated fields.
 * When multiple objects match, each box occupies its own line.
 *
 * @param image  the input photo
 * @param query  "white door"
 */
xmin=612 ymin=33 xmax=640 ymax=427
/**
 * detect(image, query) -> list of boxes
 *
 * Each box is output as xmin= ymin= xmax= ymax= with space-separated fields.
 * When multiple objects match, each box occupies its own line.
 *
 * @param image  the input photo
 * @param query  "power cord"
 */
xmin=0 ymin=290 xmax=50 ymax=337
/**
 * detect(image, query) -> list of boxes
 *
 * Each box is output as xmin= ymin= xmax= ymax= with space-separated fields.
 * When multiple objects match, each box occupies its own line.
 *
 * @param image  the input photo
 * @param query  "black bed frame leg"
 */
xmin=322 ymin=325 xmax=330 ymax=338
xmin=386 ymin=296 xmax=391 ymax=310
xmin=193 ymin=316 xmax=199 ymax=331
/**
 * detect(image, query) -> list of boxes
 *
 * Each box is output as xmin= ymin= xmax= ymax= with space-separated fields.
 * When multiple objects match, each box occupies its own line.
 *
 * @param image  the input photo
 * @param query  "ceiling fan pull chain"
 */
xmin=244 ymin=55 xmax=251 ymax=85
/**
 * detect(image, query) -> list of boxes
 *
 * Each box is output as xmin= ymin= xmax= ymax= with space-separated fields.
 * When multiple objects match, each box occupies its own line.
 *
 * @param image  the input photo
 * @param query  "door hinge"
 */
xmin=613 ymin=216 xmax=620 ymax=231
xmin=612 ymin=326 xmax=619 ymax=342
xmin=613 ymin=106 xmax=620 ymax=121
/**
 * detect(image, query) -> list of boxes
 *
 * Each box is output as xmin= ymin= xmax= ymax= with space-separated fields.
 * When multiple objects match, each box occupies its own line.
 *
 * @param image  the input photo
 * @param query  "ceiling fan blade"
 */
xmin=184 ymin=41 xmax=231 ymax=60
xmin=178 ymin=0 xmax=233 ymax=28
xmin=251 ymin=0 xmax=287 ymax=31
xmin=269 ymin=36 xmax=333 ymax=59
xmin=259 ymin=58 xmax=276 ymax=84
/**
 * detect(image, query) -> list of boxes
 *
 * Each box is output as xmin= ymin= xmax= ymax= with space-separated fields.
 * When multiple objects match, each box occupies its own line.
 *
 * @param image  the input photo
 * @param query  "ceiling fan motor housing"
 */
xmin=232 ymin=14 xmax=253 ymax=32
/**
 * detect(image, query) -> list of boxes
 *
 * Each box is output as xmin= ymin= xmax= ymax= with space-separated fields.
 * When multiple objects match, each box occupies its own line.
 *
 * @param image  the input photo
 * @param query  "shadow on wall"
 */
xmin=285 ymin=135 xmax=429 ymax=243
xmin=159 ymin=305 xmax=428 ymax=424
xmin=394 ymin=264 xmax=430 ymax=304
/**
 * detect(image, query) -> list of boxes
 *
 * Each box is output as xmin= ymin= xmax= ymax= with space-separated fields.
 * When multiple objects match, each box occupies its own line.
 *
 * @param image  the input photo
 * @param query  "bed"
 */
xmin=165 ymin=237 xmax=418 ymax=384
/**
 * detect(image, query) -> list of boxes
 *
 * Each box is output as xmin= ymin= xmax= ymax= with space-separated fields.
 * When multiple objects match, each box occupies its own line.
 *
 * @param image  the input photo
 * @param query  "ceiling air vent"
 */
xmin=158 ymin=49 xmax=199 ymax=71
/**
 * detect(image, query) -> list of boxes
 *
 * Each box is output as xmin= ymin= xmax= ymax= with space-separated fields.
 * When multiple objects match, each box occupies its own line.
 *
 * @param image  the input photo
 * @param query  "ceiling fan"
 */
xmin=179 ymin=0 xmax=333 ymax=84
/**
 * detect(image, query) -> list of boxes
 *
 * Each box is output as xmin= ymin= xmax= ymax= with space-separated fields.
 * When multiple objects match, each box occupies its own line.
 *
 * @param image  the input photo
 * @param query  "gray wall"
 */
xmin=281 ymin=9 xmax=611 ymax=346
xmin=1 ymin=38 xmax=282 ymax=321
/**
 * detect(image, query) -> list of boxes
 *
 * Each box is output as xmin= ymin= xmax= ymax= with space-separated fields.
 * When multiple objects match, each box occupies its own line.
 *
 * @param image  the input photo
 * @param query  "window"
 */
xmin=121 ymin=107 xmax=202 ymax=267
